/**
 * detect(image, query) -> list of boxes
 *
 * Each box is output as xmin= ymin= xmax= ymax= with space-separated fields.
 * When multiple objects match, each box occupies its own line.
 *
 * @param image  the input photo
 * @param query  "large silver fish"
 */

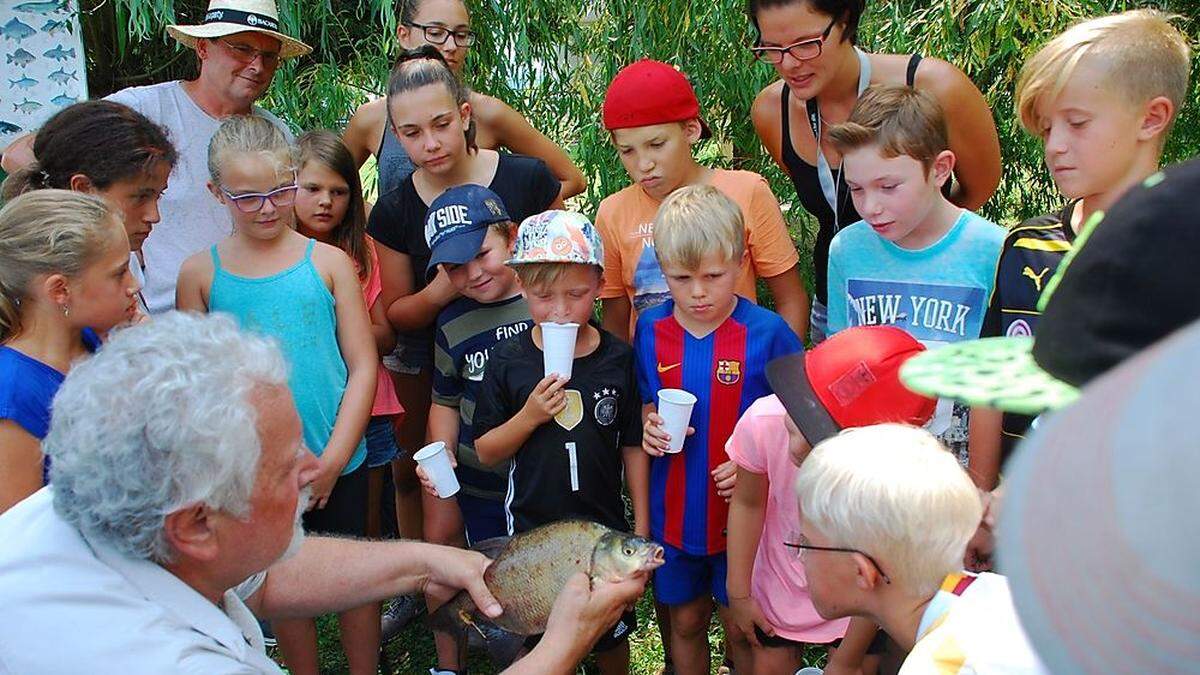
xmin=431 ymin=520 xmax=664 ymax=637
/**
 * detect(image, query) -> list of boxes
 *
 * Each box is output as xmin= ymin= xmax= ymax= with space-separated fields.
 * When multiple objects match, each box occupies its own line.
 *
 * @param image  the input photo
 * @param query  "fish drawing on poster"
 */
xmin=1 ymin=0 xmax=86 ymax=154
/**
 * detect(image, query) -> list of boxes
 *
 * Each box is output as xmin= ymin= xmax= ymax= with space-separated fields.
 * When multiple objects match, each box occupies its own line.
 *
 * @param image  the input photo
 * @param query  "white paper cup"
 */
xmin=657 ymin=389 xmax=697 ymax=453
xmin=541 ymin=322 xmax=580 ymax=380
xmin=413 ymin=441 xmax=459 ymax=498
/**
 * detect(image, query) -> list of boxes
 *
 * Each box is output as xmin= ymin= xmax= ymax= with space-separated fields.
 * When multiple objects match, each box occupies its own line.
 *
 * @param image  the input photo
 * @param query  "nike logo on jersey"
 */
xmin=1023 ymin=266 xmax=1051 ymax=291
xmin=657 ymin=362 xmax=680 ymax=373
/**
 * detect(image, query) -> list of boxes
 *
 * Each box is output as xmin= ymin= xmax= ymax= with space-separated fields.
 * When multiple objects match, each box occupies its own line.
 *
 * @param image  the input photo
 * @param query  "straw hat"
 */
xmin=167 ymin=0 xmax=312 ymax=59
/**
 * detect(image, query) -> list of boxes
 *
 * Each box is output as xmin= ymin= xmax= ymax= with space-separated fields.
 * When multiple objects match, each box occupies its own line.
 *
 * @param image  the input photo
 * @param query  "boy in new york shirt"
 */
xmin=825 ymin=86 xmax=1003 ymax=460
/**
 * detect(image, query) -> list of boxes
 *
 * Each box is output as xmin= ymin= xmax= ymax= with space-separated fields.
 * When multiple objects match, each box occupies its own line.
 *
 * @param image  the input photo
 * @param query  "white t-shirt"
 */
xmin=105 ymin=81 xmax=293 ymax=314
xmin=899 ymin=572 xmax=1048 ymax=675
xmin=0 ymin=488 xmax=282 ymax=674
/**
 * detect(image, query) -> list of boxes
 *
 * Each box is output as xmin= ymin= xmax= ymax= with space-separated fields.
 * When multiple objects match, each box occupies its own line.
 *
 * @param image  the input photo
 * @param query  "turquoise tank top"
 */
xmin=209 ymin=239 xmax=366 ymax=474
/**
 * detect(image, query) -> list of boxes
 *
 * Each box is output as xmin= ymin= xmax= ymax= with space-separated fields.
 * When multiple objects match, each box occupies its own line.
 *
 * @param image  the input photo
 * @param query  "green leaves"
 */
xmin=92 ymin=0 xmax=1199 ymax=229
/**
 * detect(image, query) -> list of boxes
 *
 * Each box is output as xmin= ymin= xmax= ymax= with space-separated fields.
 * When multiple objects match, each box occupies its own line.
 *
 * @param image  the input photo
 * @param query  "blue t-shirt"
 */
xmin=634 ymin=297 xmax=802 ymax=555
xmin=827 ymin=210 xmax=1004 ymax=340
xmin=0 ymin=329 xmax=102 ymax=483
xmin=827 ymin=210 xmax=1003 ymax=446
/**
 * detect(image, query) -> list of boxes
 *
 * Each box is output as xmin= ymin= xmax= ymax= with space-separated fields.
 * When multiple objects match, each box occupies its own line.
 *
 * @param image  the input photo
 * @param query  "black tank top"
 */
xmin=780 ymin=53 xmax=923 ymax=304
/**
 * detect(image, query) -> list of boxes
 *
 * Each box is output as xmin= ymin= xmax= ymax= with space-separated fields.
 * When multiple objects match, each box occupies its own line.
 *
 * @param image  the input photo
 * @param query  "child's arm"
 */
xmin=763 ymin=268 xmax=810 ymax=341
xmin=367 ymin=289 xmax=397 ymax=357
xmin=474 ymin=374 xmax=567 ymax=466
xmin=967 ymin=406 xmax=1003 ymax=490
xmin=824 ymin=617 xmax=879 ymax=675
xmin=476 ymin=95 xmax=585 ymax=201
xmin=600 ymin=297 xmax=632 ymax=344
xmin=416 ymin=402 xmax=461 ymax=497
xmin=174 ymin=252 xmax=212 ymax=312
xmin=622 ymin=446 xmax=650 ymax=537
xmin=311 ymin=248 xmax=377 ymax=508
xmin=726 ymin=467 xmax=774 ymax=646
xmin=386 ymin=266 xmax=461 ymax=332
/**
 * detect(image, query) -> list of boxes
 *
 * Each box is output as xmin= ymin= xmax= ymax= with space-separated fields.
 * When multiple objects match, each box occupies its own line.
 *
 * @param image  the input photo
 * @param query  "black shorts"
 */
xmin=302 ymin=461 xmax=369 ymax=537
xmin=523 ymin=608 xmax=637 ymax=654
xmin=753 ymin=626 xmax=842 ymax=650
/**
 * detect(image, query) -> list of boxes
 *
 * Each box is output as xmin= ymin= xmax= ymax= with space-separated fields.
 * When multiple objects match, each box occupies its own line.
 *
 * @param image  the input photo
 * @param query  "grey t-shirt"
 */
xmin=105 ymin=81 xmax=293 ymax=314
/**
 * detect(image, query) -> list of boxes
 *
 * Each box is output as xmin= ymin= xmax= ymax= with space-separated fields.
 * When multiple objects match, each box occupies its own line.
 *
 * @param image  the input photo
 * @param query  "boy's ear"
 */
xmin=68 ymin=174 xmax=97 ymax=194
xmin=682 ymin=118 xmax=703 ymax=145
xmin=930 ymin=150 xmax=956 ymax=188
xmin=852 ymin=552 xmax=887 ymax=591
xmin=1138 ymin=96 xmax=1175 ymax=144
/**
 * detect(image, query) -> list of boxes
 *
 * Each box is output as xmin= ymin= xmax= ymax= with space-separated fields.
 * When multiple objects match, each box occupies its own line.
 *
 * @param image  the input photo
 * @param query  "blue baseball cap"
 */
xmin=424 ymin=185 xmax=511 ymax=281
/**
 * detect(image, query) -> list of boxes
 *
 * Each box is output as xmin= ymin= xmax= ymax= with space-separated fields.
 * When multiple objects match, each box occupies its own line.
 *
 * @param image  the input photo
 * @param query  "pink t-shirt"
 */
xmin=725 ymin=394 xmax=849 ymax=643
xmin=361 ymin=239 xmax=403 ymax=417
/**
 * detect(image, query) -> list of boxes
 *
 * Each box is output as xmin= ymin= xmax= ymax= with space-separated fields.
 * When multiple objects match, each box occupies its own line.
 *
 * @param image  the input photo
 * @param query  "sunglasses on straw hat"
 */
xmin=166 ymin=0 xmax=312 ymax=60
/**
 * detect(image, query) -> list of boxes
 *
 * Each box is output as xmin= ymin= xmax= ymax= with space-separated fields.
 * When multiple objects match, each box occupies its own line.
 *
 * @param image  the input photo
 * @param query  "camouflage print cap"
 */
xmin=507 ymin=210 xmax=604 ymax=268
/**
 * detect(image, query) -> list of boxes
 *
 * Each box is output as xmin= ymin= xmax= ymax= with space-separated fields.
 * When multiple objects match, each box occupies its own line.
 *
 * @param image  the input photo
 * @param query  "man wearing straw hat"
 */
xmin=2 ymin=0 xmax=309 ymax=315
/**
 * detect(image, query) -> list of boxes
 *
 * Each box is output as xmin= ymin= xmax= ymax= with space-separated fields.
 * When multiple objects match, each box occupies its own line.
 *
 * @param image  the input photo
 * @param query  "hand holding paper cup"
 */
xmin=541 ymin=322 xmax=580 ymax=380
xmin=413 ymin=441 xmax=460 ymax=498
xmin=657 ymin=389 xmax=697 ymax=453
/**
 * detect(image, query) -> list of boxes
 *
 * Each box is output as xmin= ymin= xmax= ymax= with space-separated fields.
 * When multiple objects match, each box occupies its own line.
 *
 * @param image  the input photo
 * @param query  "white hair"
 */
xmin=46 ymin=312 xmax=289 ymax=563
xmin=795 ymin=424 xmax=982 ymax=597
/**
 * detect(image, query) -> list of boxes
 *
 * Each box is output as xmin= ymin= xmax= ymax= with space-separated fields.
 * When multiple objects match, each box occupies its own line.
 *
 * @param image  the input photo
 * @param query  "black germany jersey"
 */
xmin=981 ymin=201 xmax=1078 ymax=459
xmin=473 ymin=327 xmax=642 ymax=535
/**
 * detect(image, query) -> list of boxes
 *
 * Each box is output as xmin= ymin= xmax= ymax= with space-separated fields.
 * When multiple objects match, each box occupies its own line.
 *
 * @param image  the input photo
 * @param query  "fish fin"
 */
xmin=426 ymin=590 xmax=471 ymax=636
xmin=470 ymin=534 xmax=511 ymax=560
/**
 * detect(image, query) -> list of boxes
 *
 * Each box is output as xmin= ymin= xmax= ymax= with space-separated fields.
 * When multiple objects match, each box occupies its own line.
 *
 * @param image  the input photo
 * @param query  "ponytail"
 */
xmin=386 ymin=45 xmax=478 ymax=153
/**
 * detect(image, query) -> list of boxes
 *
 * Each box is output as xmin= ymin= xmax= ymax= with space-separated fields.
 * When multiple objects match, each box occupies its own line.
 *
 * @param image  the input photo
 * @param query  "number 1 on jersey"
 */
xmin=566 ymin=442 xmax=579 ymax=492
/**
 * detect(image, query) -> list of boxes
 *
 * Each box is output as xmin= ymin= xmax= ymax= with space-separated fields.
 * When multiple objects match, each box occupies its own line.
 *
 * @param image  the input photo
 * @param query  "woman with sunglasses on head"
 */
xmin=746 ymin=0 xmax=1000 ymax=345
xmin=343 ymin=0 xmax=586 ymax=202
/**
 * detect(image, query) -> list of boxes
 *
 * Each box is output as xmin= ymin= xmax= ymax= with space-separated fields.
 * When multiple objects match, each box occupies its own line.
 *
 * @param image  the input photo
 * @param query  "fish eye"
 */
xmin=623 ymin=546 xmax=634 ymax=556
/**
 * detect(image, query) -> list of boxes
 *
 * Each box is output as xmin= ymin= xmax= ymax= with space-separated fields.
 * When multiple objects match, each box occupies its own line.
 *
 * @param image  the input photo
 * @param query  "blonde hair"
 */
xmin=512 ymin=262 xmax=602 ymax=291
xmin=207 ymin=115 xmax=295 ymax=185
xmin=828 ymin=86 xmax=950 ymax=171
xmin=795 ymin=424 xmax=982 ymax=598
xmin=0 ymin=190 xmax=121 ymax=341
xmin=653 ymin=185 xmax=746 ymax=270
xmin=1017 ymin=10 xmax=1192 ymax=138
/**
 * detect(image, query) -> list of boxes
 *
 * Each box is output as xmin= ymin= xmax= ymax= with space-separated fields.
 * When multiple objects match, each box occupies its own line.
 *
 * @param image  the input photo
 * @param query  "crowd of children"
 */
xmin=0 ymin=2 xmax=1194 ymax=674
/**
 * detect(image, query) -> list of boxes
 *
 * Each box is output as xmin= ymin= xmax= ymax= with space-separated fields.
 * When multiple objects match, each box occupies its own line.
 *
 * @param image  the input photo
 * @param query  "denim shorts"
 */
xmin=381 ymin=335 xmax=433 ymax=375
xmin=809 ymin=298 xmax=829 ymax=345
xmin=364 ymin=415 xmax=401 ymax=468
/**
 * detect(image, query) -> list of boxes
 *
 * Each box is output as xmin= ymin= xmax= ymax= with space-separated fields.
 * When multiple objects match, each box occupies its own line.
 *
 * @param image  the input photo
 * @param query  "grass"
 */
xmin=277 ymin=588 xmax=828 ymax=674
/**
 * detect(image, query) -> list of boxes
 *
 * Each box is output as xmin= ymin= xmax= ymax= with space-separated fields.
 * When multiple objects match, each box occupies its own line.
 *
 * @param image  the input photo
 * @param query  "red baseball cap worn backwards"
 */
xmin=602 ymin=58 xmax=712 ymax=137
xmin=766 ymin=326 xmax=937 ymax=445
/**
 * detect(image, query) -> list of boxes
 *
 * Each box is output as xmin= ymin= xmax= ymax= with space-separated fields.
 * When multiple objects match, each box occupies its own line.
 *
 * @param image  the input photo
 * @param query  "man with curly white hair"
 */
xmin=792 ymin=424 xmax=1047 ymax=674
xmin=0 ymin=312 xmax=646 ymax=674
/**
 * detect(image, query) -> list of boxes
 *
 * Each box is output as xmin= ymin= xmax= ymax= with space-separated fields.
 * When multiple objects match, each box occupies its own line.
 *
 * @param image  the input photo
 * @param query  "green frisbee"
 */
xmin=899 ymin=336 xmax=1080 ymax=415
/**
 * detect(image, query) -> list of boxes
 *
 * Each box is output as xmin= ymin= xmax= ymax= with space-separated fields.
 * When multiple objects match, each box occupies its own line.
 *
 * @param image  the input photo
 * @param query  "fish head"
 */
xmin=591 ymin=532 xmax=665 ymax=583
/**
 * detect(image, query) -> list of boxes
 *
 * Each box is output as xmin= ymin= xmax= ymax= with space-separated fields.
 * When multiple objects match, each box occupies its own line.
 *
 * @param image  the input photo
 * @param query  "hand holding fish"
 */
xmin=520 ymin=374 xmax=568 ymax=425
xmin=503 ymin=571 xmax=649 ymax=674
xmin=421 ymin=547 xmax=503 ymax=621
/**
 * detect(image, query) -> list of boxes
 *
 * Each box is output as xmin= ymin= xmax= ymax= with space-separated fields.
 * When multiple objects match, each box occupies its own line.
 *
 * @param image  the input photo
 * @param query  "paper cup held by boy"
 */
xmin=541 ymin=322 xmax=579 ymax=379
xmin=657 ymin=388 xmax=697 ymax=453
xmin=413 ymin=441 xmax=459 ymax=498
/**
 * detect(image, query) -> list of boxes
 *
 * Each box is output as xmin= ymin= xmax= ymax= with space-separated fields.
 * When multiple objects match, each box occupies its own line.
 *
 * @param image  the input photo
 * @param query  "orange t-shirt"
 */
xmin=595 ymin=169 xmax=799 ymax=324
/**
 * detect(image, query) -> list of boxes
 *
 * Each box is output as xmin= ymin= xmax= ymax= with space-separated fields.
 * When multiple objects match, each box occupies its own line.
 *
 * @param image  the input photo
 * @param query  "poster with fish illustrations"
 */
xmin=1 ymin=0 xmax=86 ymax=153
